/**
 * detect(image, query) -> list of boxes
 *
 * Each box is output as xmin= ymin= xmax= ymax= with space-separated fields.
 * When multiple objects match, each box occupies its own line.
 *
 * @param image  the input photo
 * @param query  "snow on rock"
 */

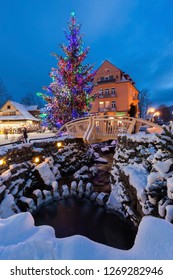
xmin=93 ymin=152 xmax=100 ymax=159
xmin=62 ymin=185 xmax=70 ymax=198
xmin=70 ymin=181 xmax=77 ymax=196
xmin=123 ymin=163 xmax=148 ymax=201
xmin=106 ymin=183 xmax=126 ymax=212
xmin=52 ymin=181 xmax=60 ymax=199
xmin=90 ymin=192 xmax=98 ymax=201
xmin=85 ymin=182 xmax=94 ymax=198
xmin=52 ymin=181 xmax=58 ymax=191
xmin=158 ymin=199 xmax=172 ymax=217
xmin=94 ymin=157 xmax=108 ymax=163
xmin=153 ymin=159 xmax=173 ymax=178
xmin=73 ymin=166 xmax=89 ymax=180
xmin=147 ymin=172 xmax=161 ymax=187
xmin=101 ymin=146 xmax=110 ymax=152
xmin=33 ymin=189 xmax=43 ymax=207
xmin=0 ymin=170 xmax=11 ymax=183
xmin=0 ymin=194 xmax=19 ymax=218
xmin=0 ymin=213 xmax=173 ymax=259
xmin=77 ymin=180 xmax=84 ymax=198
xmin=36 ymin=162 xmax=56 ymax=185
xmin=96 ymin=192 xmax=109 ymax=206
xmin=0 ymin=184 xmax=6 ymax=194
xmin=80 ymin=166 xmax=89 ymax=173
xmin=19 ymin=196 xmax=36 ymax=211
xmin=43 ymin=190 xmax=52 ymax=204
xmin=89 ymin=166 xmax=98 ymax=176
xmin=45 ymin=156 xmax=54 ymax=166
xmin=167 ymin=176 xmax=173 ymax=199
xmin=165 ymin=205 xmax=173 ymax=222
xmin=52 ymin=166 xmax=61 ymax=179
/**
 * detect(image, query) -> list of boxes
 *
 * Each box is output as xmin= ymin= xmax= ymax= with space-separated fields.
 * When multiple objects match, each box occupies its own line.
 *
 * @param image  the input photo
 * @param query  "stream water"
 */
xmin=34 ymin=147 xmax=136 ymax=250
xmin=34 ymin=197 xmax=136 ymax=249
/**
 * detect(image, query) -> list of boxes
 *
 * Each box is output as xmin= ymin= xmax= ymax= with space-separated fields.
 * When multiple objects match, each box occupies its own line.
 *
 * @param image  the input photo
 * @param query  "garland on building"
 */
xmin=37 ymin=11 xmax=95 ymax=129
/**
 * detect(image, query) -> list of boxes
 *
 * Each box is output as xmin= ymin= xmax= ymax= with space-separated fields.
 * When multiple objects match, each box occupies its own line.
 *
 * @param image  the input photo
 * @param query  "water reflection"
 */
xmin=34 ymin=197 xmax=136 ymax=250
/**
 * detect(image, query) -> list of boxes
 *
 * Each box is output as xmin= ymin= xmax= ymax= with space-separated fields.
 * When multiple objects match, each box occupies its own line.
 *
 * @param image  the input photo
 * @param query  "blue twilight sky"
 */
xmin=0 ymin=0 xmax=173 ymax=106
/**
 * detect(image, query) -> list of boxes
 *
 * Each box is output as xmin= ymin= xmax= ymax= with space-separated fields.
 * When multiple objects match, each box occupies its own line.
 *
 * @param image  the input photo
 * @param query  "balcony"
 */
xmin=98 ymin=93 xmax=117 ymax=98
xmin=133 ymin=96 xmax=139 ymax=100
xmin=98 ymin=107 xmax=117 ymax=112
xmin=97 ymin=78 xmax=116 ymax=84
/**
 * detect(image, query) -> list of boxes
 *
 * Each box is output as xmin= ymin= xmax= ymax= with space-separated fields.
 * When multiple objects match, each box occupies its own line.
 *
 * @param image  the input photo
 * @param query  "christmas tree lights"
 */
xmin=37 ymin=11 xmax=95 ymax=129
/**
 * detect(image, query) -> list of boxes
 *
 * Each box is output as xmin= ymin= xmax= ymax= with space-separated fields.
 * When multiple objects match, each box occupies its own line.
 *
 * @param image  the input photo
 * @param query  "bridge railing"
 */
xmin=56 ymin=115 xmax=163 ymax=144
xmin=84 ymin=116 xmax=133 ymax=143
xmin=56 ymin=117 xmax=89 ymax=137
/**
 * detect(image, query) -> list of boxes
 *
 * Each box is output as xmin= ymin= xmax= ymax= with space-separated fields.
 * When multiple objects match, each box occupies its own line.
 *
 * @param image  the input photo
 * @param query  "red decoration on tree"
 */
xmin=38 ymin=11 xmax=95 ymax=129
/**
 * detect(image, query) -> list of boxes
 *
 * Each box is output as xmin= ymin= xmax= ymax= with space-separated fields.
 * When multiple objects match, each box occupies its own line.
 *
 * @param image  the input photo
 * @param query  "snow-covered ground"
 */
xmin=0 ymin=212 xmax=173 ymax=260
xmin=1 ymin=128 xmax=173 ymax=260
xmin=0 ymin=131 xmax=56 ymax=145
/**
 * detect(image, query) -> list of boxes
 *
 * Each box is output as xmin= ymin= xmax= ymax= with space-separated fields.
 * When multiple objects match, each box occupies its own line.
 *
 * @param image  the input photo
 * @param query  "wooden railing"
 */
xmin=56 ymin=116 xmax=163 ymax=144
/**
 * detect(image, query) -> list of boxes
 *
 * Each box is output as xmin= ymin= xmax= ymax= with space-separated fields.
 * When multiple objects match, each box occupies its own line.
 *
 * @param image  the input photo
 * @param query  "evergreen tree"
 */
xmin=37 ymin=11 xmax=95 ymax=129
xmin=128 ymin=103 xmax=137 ymax=117
xmin=0 ymin=79 xmax=11 ymax=107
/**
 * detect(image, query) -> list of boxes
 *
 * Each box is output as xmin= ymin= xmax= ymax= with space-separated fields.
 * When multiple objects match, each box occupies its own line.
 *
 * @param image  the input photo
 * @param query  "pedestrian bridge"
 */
xmin=57 ymin=116 xmax=163 ymax=144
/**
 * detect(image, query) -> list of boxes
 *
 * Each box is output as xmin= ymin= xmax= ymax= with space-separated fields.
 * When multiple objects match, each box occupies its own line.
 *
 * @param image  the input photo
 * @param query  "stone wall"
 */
xmin=108 ymin=128 xmax=173 ymax=226
xmin=0 ymin=138 xmax=110 ymax=218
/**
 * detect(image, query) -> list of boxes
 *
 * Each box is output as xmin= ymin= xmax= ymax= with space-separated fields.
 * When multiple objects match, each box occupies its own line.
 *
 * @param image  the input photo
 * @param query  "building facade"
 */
xmin=91 ymin=60 xmax=139 ymax=117
xmin=0 ymin=100 xmax=40 ymax=134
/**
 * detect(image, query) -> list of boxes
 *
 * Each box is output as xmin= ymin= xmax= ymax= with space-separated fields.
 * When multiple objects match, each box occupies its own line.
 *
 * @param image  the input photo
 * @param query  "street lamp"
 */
xmin=147 ymin=107 xmax=155 ymax=121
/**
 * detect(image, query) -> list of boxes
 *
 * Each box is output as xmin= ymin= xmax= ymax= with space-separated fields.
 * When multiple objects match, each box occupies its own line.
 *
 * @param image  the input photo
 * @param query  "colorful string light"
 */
xmin=37 ymin=12 xmax=95 ymax=129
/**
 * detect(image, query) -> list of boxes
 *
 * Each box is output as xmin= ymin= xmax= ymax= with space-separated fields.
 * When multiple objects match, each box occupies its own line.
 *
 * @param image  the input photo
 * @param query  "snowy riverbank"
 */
xmin=0 ymin=212 xmax=173 ymax=260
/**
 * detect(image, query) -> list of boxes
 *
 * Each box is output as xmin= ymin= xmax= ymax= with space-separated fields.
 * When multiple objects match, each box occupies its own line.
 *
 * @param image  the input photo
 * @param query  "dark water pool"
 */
xmin=34 ymin=197 xmax=136 ymax=250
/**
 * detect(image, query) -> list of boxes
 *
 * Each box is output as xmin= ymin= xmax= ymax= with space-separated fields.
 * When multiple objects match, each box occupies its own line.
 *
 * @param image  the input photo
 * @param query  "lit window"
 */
xmin=99 ymin=101 xmax=104 ymax=111
xmin=105 ymin=101 xmax=110 ymax=109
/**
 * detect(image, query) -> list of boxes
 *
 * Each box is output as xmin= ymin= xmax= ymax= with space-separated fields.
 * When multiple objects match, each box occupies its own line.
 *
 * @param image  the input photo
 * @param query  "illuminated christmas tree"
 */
xmin=37 ymin=11 xmax=95 ymax=129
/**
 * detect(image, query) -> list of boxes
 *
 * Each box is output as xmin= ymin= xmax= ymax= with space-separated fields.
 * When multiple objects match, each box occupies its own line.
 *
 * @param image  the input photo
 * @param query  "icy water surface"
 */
xmin=34 ymin=197 xmax=136 ymax=250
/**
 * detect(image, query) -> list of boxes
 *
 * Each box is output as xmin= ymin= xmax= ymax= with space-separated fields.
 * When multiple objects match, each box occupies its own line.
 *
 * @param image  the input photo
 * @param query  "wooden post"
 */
xmin=127 ymin=119 xmax=136 ymax=134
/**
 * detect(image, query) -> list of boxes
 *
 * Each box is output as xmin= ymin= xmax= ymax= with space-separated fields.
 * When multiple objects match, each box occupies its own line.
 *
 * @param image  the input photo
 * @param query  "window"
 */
xmin=105 ymin=101 xmax=110 ymax=109
xmin=105 ymin=76 xmax=109 ymax=81
xmin=105 ymin=88 xmax=109 ymax=95
xmin=3 ymin=111 xmax=16 ymax=116
xmin=100 ymin=77 xmax=104 ymax=81
xmin=7 ymin=105 xmax=11 ymax=109
xmin=99 ymin=89 xmax=103 ymax=97
xmin=116 ymin=75 xmax=119 ymax=79
xmin=109 ymin=75 xmax=113 ymax=80
xmin=111 ymin=88 xmax=116 ymax=96
xmin=99 ymin=101 xmax=104 ymax=111
xmin=112 ymin=101 xmax=116 ymax=110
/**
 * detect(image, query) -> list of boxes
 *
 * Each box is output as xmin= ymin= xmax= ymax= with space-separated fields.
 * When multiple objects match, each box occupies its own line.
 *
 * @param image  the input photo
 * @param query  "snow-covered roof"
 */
xmin=121 ymin=76 xmax=128 ymax=81
xmin=0 ymin=100 xmax=40 ymax=122
xmin=26 ymin=105 xmax=39 ymax=111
